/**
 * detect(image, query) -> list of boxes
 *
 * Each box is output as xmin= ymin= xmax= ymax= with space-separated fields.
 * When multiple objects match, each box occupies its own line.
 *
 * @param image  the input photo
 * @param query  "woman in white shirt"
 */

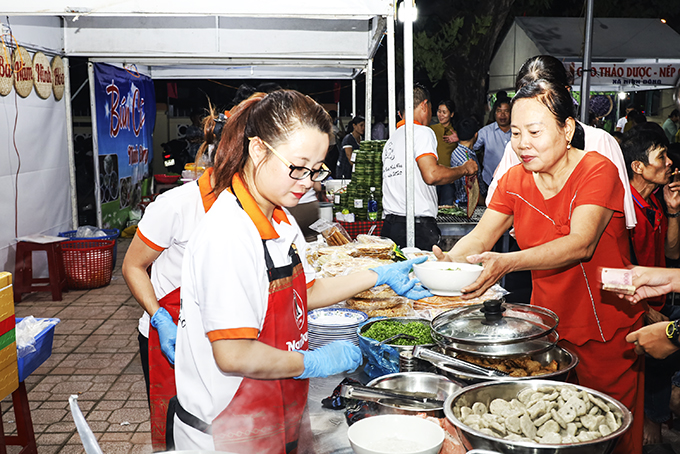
xmin=172 ymin=90 xmax=430 ymax=453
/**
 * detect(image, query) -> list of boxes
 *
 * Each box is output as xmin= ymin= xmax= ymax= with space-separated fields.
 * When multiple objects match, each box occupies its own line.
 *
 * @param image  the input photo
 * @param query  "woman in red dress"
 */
xmin=436 ymin=79 xmax=645 ymax=454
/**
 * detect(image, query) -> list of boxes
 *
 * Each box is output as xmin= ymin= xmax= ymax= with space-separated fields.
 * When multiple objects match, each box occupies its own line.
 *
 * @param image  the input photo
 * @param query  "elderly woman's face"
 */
xmin=510 ymin=98 xmax=573 ymax=173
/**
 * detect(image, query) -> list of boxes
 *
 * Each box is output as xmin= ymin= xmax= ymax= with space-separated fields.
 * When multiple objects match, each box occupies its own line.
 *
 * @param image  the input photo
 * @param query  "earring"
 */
xmin=567 ymin=140 xmax=571 ymax=150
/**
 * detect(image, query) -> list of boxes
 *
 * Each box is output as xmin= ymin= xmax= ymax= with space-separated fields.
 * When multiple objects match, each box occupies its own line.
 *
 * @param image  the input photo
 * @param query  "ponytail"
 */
xmin=194 ymin=101 xmax=226 ymax=168
xmin=212 ymin=93 xmax=266 ymax=195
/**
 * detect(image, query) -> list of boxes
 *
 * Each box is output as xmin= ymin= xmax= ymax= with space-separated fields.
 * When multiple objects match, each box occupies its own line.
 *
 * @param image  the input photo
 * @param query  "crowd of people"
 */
xmin=120 ymin=55 xmax=680 ymax=453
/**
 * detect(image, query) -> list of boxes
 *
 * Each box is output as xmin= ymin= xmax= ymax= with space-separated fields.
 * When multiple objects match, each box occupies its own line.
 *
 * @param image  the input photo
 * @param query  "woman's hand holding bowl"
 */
xmin=460 ymin=252 xmax=515 ymax=299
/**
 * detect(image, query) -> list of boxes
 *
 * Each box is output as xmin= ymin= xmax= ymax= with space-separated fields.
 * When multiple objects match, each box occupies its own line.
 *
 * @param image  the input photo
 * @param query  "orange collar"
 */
xmin=396 ymin=119 xmax=424 ymax=128
xmin=198 ymin=168 xmax=216 ymax=213
xmin=228 ymin=173 xmax=290 ymax=240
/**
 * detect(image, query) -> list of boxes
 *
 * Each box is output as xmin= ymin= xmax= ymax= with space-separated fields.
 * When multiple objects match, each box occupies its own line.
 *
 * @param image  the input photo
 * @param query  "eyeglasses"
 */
xmin=249 ymin=137 xmax=331 ymax=182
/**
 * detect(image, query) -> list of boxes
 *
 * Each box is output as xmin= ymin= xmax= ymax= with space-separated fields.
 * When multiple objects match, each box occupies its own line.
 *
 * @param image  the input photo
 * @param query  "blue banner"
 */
xmin=93 ymin=62 xmax=155 ymax=229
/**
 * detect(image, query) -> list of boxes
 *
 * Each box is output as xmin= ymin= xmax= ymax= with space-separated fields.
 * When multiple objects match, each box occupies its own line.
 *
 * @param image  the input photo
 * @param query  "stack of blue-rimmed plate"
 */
xmin=307 ymin=308 xmax=368 ymax=351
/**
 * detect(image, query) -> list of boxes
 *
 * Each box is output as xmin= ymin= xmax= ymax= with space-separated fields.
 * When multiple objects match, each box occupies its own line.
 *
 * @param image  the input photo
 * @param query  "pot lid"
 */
xmin=430 ymin=299 xmax=559 ymax=356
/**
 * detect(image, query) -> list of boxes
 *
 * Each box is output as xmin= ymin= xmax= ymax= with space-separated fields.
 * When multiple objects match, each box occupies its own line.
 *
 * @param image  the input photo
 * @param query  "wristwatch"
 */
xmin=666 ymin=320 xmax=680 ymax=347
xmin=668 ymin=211 xmax=680 ymax=218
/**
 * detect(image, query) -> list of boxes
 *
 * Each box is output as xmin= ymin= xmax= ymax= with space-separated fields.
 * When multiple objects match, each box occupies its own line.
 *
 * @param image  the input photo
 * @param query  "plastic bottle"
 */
xmin=367 ymin=187 xmax=378 ymax=221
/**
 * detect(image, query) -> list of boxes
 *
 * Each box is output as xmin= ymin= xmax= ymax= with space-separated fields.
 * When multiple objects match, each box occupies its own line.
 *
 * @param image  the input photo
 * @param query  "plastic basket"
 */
xmin=61 ymin=240 xmax=114 ymax=289
xmin=16 ymin=318 xmax=59 ymax=382
xmin=58 ymin=228 xmax=120 ymax=268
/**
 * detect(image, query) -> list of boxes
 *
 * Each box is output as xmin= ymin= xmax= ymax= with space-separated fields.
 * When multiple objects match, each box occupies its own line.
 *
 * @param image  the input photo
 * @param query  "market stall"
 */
xmin=1 ymin=0 xmax=399 ymax=274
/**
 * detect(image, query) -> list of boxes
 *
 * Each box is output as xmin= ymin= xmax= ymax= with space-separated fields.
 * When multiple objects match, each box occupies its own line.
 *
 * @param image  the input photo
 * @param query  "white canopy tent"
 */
xmin=490 ymin=17 xmax=680 ymax=93
xmin=3 ymin=1 xmax=436 ymax=276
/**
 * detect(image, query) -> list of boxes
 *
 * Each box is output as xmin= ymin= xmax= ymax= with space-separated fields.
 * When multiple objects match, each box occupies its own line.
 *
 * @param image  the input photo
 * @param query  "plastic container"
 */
xmin=16 ymin=318 xmax=59 ymax=382
xmin=61 ymin=240 xmax=115 ymax=289
xmin=59 ymin=228 xmax=120 ymax=269
xmin=154 ymin=174 xmax=181 ymax=184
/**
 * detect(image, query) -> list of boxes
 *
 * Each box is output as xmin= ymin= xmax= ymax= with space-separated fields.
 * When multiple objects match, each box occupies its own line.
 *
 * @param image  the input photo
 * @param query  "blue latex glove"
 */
xmin=402 ymin=283 xmax=434 ymax=301
xmin=370 ymin=257 xmax=429 ymax=296
xmin=294 ymin=340 xmax=362 ymax=379
xmin=150 ymin=307 xmax=177 ymax=365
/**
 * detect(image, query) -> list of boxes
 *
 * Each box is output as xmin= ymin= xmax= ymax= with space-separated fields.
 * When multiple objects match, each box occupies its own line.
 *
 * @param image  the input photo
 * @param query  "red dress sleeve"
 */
xmin=571 ymin=154 xmax=625 ymax=214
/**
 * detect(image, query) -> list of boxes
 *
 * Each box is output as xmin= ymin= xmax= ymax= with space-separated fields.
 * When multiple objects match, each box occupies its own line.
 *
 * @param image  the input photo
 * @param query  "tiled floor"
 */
xmin=3 ymin=238 xmax=153 ymax=454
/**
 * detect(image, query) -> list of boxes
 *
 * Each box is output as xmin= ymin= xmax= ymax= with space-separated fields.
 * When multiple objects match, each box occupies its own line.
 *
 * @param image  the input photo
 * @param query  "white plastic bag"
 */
xmin=76 ymin=225 xmax=107 ymax=238
xmin=16 ymin=316 xmax=59 ymax=358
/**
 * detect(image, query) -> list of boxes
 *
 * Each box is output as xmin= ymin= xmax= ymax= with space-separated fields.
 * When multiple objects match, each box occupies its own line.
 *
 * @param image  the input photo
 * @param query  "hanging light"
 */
xmin=398 ymin=1 xmax=418 ymax=23
xmin=618 ymin=91 xmax=627 ymax=100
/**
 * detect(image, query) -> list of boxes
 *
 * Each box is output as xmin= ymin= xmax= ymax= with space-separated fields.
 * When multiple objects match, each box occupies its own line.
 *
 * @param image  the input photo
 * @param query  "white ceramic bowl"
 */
xmin=347 ymin=414 xmax=445 ymax=454
xmin=413 ymin=261 xmax=483 ymax=296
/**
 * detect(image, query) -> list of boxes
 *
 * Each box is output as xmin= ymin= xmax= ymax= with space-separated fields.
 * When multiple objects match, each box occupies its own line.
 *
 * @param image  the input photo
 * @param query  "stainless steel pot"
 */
xmin=443 ymin=380 xmax=632 ymax=454
xmin=366 ymin=371 xmax=463 ymax=418
xmin=423 ymin=345 xmax=578 ymax=385
xmin=430 ymin=300 xmax=559 ymax=357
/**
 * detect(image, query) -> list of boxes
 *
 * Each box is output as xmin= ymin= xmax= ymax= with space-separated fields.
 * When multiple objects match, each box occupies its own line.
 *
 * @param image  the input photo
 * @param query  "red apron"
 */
xmin=149 ymin=286 xmax=181 ymax=450
xmin=211 ymin=242 xmax=309 ymax=454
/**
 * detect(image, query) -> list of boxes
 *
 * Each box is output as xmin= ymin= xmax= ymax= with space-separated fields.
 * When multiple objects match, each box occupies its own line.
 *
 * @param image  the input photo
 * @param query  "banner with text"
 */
xmin=93 ymin=63 xmax=155 ymax=229
xmin=566 ymin=62 xmax=680 ymax=89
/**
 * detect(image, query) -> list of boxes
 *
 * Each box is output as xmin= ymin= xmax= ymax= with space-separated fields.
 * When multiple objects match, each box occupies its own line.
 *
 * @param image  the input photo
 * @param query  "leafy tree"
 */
xmin=409 ymin=0 xmax=680 ymax=121
xmin=410 ymin=0 xmax=517 ymax=121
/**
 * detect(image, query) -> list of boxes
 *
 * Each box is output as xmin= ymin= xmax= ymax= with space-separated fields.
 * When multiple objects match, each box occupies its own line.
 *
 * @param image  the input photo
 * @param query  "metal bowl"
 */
xmin=358 ymin=317 xmax=436 ymax=353
xmin=443 ymin=379 xmax=632 ymax=454
xmin=430 ymin=345 xmax=578 ymax=385
xmin=367 ymin=372 xmax=463 ymax=418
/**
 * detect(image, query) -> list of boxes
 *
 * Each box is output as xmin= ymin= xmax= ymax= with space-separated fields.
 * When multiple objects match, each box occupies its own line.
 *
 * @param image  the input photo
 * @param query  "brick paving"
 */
xmin=3 ymin=238 xmax=153 ymax=454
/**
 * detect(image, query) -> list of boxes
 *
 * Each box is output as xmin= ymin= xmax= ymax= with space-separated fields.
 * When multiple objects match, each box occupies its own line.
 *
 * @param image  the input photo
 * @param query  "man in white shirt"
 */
xmin=381 ymin=84 xmax=478 ymax=250
xmin=616 ymin=106 xmax=634 ymax=132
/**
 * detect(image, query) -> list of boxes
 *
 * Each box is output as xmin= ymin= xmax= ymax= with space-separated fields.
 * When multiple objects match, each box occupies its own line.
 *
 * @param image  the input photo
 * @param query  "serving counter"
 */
xmin=304 ymin=372 xmax=366 ymax=453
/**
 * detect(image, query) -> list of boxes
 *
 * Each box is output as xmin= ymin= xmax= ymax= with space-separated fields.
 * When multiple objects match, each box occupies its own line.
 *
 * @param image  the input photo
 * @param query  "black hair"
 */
xmin=397 ymin=83 xmax=430 ymax=114
xmin=456 ymin=116 xmax=480 ymax=141
xmin=611 ymin=131 xmax=624 ymax=144
xmin=231 ymin=84 xmax=256 ymax=107
xmin=670 ymin=109 xmax=680 ymax=118
xmin=346 ymin=115 xmax=365 ymax=134
xmin=256 ymin=82 xmax=283 ymax=93
xmin=438 ymin=99 xmax=456 ymax=114
xmin=621 ymin=126 xmax=669 ymax=180
xmin=512 ymin=79 xmax=575 ymax=127
xmin=516 ymin=55 xmax=572 ymax=90
xmin=628 ymin=111 xmax=647 ymax=126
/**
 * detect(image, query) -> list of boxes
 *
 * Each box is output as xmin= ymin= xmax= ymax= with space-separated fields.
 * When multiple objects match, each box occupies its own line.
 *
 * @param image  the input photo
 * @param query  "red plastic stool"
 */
xmin=13 ymin=241 xmax=67 ymax=302
xmin=0 ymin=382 xmax=37 ymax=454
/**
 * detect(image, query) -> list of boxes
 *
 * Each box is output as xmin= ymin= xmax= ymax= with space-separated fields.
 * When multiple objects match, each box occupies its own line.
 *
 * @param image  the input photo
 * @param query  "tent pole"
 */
xmin=404 ymin=0 xmax=415 ymax=248
xmin=63 ymin=57 xmax=79 ymax=229
xmin=579 ymin=0 xmax=594 ymax=124
xmin=387 ymin=14 xmax=397 ymax=135
xmin=352 ymin=79 xmax=357 ymax=118
xmin=365 ymin=59 xmax=373 ymax=141
xmin=87 ymin=61 xmax=103 ymax=228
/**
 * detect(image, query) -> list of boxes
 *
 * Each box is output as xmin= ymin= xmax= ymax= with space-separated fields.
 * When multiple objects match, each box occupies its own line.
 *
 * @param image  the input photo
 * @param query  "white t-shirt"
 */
xmin=485 ymin=121 xmax=637 ymax=229
xmin=382 ymin=123 xmax=439 ymax=217
xmin=135 ymin=171 xmax=214 ymax=337
xmin=616 ymin=116 xmax=627 ymax=131
xmin=174 ymin=186 xmax=315 ymax=451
